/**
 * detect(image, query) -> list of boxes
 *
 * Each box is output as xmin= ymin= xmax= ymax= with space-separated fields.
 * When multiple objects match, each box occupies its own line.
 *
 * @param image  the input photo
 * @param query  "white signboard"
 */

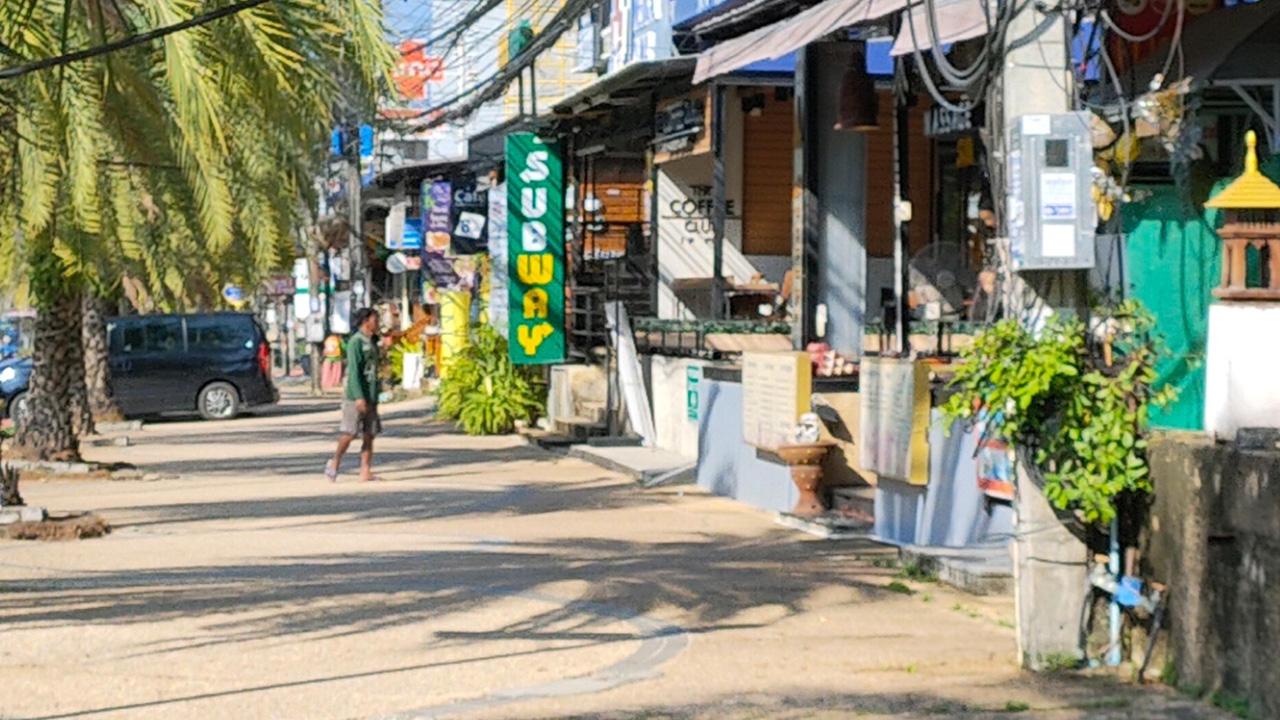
xmin=859 ymin=358 xmax=930 ymax=485
xmin=486 ymin=182 xmax=509 ymax=335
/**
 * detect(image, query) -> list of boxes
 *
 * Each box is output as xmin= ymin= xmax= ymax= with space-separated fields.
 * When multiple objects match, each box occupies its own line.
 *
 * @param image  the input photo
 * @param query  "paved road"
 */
xmin=0 ymin=397 xmax=1228 ymax=720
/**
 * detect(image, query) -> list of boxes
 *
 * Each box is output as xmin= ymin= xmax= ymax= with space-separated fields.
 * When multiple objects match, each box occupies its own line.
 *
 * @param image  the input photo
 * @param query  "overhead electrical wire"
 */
xmin=0 ymin=0 xmax=276 ymax=81
xmin=383 ymin=0 xmax=551 ymax=126
xmin=400 ymin=0 xmax=597 ymax=130
xmin=920 ymin=0 xmax=997 ymax=88
xmin=1099 ymin=0 xmax=1175 ymax=44
xmin=396 ymin=0 xmax=510 ymax=58
xmin=904 ymin=0 xmax=1017 ymax=113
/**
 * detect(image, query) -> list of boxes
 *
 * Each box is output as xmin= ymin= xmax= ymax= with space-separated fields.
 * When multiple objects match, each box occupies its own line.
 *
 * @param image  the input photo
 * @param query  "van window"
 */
xmin=187 ymin=317 xmax=254 ymax=352
xmin=115 ymin=318 xmax=183 ymax=355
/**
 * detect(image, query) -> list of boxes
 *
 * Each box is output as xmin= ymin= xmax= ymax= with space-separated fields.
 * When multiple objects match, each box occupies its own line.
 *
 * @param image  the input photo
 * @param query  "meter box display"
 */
xmin=1007 ymin=112 xmax=1096 ymax=270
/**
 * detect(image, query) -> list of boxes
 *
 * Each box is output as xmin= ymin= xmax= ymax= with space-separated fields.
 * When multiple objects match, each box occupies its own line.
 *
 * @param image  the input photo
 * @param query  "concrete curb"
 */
xmin=567 ymin=446 xmax=697 ymax=487
xmin=96 ymin=420 xmax=144 ymax=433
xmin=898 ymin=544 xmax=1015 ymax=597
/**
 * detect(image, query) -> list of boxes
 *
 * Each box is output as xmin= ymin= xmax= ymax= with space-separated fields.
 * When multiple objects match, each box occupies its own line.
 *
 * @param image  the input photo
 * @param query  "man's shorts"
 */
xmin=340 ymin=401 xmax=382 ymax=437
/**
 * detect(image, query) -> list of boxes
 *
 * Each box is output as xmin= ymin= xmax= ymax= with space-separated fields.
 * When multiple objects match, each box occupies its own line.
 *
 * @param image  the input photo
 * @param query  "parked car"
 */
xmin=2 ymin=313 xmax=278 ymax=423
xmin=0 ymin=356 xmax=32 ymax=420
xmin=108 ymin=313 xmax=278 ymax=420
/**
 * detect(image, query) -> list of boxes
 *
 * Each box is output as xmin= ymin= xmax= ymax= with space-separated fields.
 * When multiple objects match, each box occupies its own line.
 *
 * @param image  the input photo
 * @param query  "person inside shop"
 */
xmin=325 ymin=308 xmax=382 ymax=483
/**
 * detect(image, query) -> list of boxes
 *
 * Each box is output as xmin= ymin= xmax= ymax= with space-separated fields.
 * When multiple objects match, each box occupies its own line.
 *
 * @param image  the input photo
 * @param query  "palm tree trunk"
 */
xmin=13 ymin=260 xmax=82 ymax=462
xmin=69 ymin=304 xmax=93 ymax=439
xmin=83 ymin=293 xmax=123 ymax=423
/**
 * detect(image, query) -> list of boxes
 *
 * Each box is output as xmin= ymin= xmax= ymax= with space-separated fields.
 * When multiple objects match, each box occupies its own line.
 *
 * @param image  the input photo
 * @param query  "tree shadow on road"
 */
xmin=508 ymin=683 xmax=1229 ymax=720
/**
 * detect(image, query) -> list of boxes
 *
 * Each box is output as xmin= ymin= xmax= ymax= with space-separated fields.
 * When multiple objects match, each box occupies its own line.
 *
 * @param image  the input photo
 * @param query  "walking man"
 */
xmin=326 ymin=308 xmax=381 ymax=482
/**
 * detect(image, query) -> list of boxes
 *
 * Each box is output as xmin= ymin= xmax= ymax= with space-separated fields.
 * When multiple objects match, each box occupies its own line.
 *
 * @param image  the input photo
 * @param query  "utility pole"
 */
xmin=997 ymin=2 xmax=1090 ymax=670
xmin=346 ymin=126 xmax=371 ymax=311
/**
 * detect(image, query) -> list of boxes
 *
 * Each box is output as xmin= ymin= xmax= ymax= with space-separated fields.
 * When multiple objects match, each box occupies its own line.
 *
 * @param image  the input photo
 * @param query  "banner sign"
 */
xmin=487 ymin=181 xmax=510 ymax=336
xmin=505 ymin=133 xmax=565 ymax=364
xmin=450 ymin=181 xmax=489 ymax=254
xmin=424 ymin=180 xmax=453 ymax=254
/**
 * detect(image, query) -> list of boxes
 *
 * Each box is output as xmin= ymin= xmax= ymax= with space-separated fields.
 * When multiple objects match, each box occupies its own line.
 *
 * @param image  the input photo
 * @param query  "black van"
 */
xmin=107 ymin=313 xmax=278 ymax=420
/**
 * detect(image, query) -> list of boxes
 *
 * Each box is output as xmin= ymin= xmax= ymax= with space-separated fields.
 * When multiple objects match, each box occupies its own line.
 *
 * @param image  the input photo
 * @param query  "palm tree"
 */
xmin=1 ymin=0 xmax=393 ymax=460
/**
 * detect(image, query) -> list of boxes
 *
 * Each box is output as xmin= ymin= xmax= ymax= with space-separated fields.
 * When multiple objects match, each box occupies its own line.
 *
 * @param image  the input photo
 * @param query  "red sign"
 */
xmin=395 ymin=41 xmax=444 ymax=101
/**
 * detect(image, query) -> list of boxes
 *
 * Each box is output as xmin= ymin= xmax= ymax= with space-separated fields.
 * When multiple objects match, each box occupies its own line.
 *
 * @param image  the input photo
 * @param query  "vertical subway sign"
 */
xmin=506 ymin=133 xmax=566 ymax=364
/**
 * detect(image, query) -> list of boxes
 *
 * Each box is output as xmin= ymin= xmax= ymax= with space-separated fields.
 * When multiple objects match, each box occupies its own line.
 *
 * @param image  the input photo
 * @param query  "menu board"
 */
xmin=742 ymin=351 xmax=812 ymax=451
xmin=859 ymin=358 xmax=931 ymax=485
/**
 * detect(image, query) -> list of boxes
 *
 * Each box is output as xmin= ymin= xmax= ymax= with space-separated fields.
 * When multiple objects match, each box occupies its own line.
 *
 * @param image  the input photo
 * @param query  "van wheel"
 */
xmin=6 ymin=391 xmax=29 ymax=422
xmin=198 ymin=382 xmax=240 ymax=421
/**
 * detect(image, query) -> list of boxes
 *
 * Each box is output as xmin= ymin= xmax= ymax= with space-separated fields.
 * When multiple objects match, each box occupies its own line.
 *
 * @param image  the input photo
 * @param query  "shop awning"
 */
xmin=889 ymin=0 xmax=993 ymax=57
xmin=553 ymin=57 xmax=698 ymax=115
xmin=692 ymin=0 xmax=990 ymax=83
xmin=1127 ymin=1 xmax=1280 ymax=91
xmin=1123 ymin=2 xmax=1280 ymax=144
xmin=692 ymin=0 xmax=907 ymax=84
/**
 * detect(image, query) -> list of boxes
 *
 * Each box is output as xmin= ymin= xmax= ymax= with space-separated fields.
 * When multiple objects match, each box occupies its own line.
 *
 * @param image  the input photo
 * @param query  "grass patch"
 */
xmin=922 ymin=593 xmax=933 ymax=603
xmin=1084 ymin=698 xmax=1131 ymax=710
xmin=897 ymin=559 xmax=938 ymax=582
xmin=885 ymin=580 xmax=915 ymax=595
xmin=1211 ymin=691 xmax=1255 ymax=719
xmin=1038 ymin=651 xmax=1083 ymax=673
xmin=1003 ymin=701 xmax=1031 ymax=713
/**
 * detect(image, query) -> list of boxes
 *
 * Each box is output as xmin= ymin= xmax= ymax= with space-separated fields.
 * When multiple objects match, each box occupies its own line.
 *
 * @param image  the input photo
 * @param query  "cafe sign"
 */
xmin=505 ymin=133 xmax=566 ymax=364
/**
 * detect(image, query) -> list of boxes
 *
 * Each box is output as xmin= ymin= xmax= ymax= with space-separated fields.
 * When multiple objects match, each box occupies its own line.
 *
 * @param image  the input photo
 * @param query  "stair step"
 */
xmin=830 ymin=486 xmax=876 ymax=524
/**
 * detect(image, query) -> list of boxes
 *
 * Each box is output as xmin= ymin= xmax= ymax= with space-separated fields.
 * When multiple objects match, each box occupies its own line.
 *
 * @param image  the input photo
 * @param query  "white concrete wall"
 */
xmin=656 ymin=101 xmax=767 ymax=319
xmin=1205 ymin=303 xmax=1280 ymax=440
xmin=649 ymin=355 xmax=707 ymax=459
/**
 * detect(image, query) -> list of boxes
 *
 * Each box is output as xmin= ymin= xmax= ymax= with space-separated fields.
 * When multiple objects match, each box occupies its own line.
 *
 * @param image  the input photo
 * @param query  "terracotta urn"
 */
xmin=775 ymin=440 xmax=837 ymax=517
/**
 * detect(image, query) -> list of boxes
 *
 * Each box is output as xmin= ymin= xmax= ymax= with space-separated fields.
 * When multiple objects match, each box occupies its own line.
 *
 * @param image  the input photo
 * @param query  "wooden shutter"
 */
xmin=742 ymin=90 xmax=795 ymax=256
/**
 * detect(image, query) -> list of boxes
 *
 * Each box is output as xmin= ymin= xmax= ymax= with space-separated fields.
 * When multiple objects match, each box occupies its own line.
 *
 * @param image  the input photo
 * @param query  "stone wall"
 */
xmin=1146 ymin=432 xmax=1280 ymax=719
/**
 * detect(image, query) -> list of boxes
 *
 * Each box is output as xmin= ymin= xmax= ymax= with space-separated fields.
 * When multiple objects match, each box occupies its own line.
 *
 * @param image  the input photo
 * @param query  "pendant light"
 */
xmin=834 ymin=42 xmax=879 ymax=132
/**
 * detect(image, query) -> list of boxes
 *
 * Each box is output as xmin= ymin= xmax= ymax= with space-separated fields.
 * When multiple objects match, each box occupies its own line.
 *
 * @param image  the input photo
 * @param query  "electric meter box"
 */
xmin=1007 ymin=112 xmax=1096 ymax=271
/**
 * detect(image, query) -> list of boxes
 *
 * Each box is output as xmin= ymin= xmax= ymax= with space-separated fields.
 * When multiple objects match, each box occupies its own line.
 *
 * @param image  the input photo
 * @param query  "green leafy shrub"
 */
xmin=436 ymin=325 xmax=545 ymax=435
xmin=940 ymin=300 xmax=1175 ymax=525
xmin=385 ymin=337 xmax=429 ymax=386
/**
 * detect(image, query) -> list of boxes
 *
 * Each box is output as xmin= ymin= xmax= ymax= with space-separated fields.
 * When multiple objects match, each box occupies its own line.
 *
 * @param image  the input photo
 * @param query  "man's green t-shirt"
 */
xmin=344 ymin=332 xmax=379 ymax=403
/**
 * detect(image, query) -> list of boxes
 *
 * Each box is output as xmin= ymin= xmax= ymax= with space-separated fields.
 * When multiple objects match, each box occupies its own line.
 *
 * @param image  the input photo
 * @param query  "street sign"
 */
xmin=222 ymin=284 xmax=244 ymax=305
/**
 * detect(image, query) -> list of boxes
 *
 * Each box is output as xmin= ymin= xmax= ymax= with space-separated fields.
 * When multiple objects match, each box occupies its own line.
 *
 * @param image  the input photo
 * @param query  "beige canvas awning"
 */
xmin=889 ymin=0 xmax=993 ymax=57
xmin=692 ymin=0 xmax=995 ymax=84
xmin=692 ymin=0 xmax=908 ymax=84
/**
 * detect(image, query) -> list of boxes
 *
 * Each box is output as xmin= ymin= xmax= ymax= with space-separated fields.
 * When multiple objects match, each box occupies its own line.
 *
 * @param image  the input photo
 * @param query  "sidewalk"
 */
xmin=0 ymin=399 xmax=1228 ymax=720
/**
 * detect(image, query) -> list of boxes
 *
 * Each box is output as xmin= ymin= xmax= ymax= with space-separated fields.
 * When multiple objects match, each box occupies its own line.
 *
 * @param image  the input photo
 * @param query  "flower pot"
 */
xmin=775 ymin=440 xmax=836 ymax=517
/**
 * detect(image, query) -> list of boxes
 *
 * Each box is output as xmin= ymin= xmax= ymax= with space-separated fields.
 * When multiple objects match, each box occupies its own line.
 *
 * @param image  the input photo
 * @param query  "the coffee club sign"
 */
xmin=505 ymin=133 xmax=566 ymax=364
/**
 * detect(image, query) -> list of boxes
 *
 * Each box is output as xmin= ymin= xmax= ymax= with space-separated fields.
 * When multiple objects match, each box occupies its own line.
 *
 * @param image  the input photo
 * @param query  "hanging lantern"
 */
xmin=834 ymin=43 xmax=879 ymax=132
